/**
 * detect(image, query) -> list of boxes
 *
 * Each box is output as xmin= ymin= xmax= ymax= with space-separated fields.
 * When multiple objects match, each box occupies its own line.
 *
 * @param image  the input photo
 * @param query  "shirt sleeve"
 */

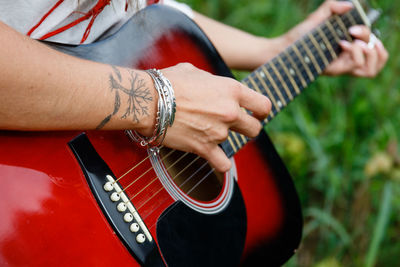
xmin=163 ymin=0 xmax=194 ymax=19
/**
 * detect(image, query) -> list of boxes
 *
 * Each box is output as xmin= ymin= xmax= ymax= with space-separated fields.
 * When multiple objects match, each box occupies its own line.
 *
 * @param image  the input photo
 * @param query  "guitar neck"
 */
xmin=221 ymin=8 xmax=365 ymax=158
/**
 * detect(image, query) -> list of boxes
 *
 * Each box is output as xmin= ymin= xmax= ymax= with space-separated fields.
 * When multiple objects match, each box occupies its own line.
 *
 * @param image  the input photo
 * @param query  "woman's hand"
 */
xmin=160 ymin=63 xmax=271 ymax=172
xmin=284 ymin=0 xmax=388 ymax=77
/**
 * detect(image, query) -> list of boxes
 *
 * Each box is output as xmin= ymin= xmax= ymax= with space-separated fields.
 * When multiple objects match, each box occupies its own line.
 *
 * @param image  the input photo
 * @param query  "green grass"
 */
xmin=181 ymin=0 xmax=400 ymax=266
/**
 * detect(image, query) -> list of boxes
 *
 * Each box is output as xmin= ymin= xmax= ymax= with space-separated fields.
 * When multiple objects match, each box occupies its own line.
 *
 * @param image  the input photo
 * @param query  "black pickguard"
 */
xmin=157 ymin=183 xmax=246 ymax=267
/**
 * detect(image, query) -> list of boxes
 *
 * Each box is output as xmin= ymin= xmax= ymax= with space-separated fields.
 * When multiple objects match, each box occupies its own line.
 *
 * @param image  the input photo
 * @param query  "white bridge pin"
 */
xmin=124 ymin=213 xmax=134 ymax=223
xmin=103 ymin=182 xmax=113 ymax=192
xmin=117 ymin=202 xmax=127 ymax=212
xmin=136 ymin=233 xmax=146 ymax=243
xmin=110 ymin=192 xmax=120 ymax=202
xmin=130 ymin=223 xmax=140 ymax=233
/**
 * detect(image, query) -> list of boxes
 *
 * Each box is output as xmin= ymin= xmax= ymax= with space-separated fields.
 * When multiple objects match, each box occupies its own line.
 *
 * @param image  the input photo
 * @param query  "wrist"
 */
xmin=132 ymin=70 xmax=159 ymax=136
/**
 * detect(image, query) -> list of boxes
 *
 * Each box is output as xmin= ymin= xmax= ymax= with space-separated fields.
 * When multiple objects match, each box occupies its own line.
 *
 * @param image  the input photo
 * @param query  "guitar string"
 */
xmin=130 ymin=155 xmax=207 ymax=207
xmin=141 ymin=10 xmax=363 ymax=232
xmin=119 ymin=148 xmax=175 ymax=192
xmin=134 ymin=155 xmax=203 ymax=214
xmin=112 ymin=10 xmax=354 ymax=187
xmin=121 ymin=150 xmax=188 ymax=195
xmin=138 ymin=159 xmax=209 ymax=219
xmin=141 ymin=13 xmax=361 ymax=233
xmin=111 ymin=10 xmax=358 ymax=221
xmin=145 ymin=162 xmax=213 ymax=232
xmin=146 ymin=165 xmax=216 ymax=233
xmin=113 ymin=13 xmax=351 ymax=203
xmin=249 ymin=14 xmax=351 ymax=112
xmin=130 ymin=159 xmax=211 ymax=233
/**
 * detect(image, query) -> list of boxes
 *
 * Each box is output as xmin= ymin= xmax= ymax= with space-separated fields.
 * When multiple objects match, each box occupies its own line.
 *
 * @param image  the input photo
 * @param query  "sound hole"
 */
xmin=159 ymin=148 xmax=224 ymax=202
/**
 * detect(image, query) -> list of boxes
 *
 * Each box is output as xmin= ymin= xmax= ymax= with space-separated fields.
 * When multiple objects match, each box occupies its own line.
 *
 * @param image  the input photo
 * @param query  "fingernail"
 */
xmin=355 ymin=39 xmax=368 ymax=49
xmin=349 ymin=26 xmax=363 ymax=35
xmin=340 ymin=40 xmax=351 ymax=48
xmin=376 ymin=39 xmax=384 ymax=49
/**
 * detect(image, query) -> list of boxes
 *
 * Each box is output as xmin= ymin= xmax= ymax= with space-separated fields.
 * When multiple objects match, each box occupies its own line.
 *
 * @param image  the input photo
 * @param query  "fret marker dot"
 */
xmin=320 ymin=42 xmax=326 ymax=50
xmin=289 ymin=68 xmax=296 ymax=76
xmin=259 ymin=71 xmax=265 ymax=78
xmin=336 ymin=29 xmax=343 ymax=36
xmin=277 ymin=100 xmax=283 ymax=108
xmin=304 ymin=56 xmax=311 ymax=64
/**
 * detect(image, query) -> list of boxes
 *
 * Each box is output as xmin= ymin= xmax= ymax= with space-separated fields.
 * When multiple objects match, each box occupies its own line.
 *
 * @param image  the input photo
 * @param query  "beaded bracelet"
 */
xmin=126 ymin=69 xmax=176 ymax=153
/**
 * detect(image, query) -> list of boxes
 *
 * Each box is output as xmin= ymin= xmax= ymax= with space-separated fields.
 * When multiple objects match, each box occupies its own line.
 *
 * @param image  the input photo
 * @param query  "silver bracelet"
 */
xmin=126 ymin=69 xmax=176 ymax=151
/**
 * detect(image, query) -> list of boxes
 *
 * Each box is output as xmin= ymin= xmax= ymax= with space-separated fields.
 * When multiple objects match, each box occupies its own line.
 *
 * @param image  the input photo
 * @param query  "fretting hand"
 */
xmin=160 ymin=63 xmax=271 ymax=173
xmin=284 ymin=0 xmax=388 ymax=77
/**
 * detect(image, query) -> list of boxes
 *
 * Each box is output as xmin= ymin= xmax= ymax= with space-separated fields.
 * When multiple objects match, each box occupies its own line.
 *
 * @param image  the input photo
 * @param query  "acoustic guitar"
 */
xmin=0 ymin=1 xmax=378 ymax=266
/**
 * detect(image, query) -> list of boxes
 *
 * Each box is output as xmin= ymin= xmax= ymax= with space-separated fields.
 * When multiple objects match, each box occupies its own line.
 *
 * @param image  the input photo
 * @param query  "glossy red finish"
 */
xmin=235 ymin=140 xmax=283 ymax=259
xmin=0 ymin=5 xmax=300 ymax=265
xmin=0 ymin=131 xmax=284 ymax=266
xmin=0 ymin=132 xmax=139 ymax=266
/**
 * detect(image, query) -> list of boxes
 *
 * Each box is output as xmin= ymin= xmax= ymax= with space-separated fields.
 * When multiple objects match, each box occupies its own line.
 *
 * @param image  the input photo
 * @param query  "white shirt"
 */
xmin=0 ymin=0 xmax=192 ymax=44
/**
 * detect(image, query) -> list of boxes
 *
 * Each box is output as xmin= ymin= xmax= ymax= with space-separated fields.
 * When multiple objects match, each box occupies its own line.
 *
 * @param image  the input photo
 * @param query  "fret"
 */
xmin=316 ymin=27 xmax=337 ymax=59
xmin=238 ymin=133 xmax=248 ymax=144
xmin=269 ymin=60 xmax=294 ymax=100
xmin=341 ymin=13 xmax=354 ymax=29
xmin=307 ymin=32 xmax=330 ymax=67
xmin=303 ymin=35 xmax=328 ymax=72
xmin=282 ymin=51 xmax=307 ymax=88
xmin=333 ymin=15 xmax=352 ymax=42
xmin=231 ymin=131 xmax=243 ymax=148
xmin=272 ymin=60 xmax=302 ymax=102
xmin=349 ymin=7 xmax=366 ymax=25
xmin=345 ymin=11 xmax=357 ymax=26
xmin=299 ymin=38 xmax=322 ymax=74
xmin=313 ymin=30 xmax=335 ymax=63
xmin=260 ymin=65 xmax=288 ymax=107
xmin=229 ymin=131 xmax=241 ymax=148
xmin=227 ymin=134 xmax=238 ymax=153
xmin=325 ymin=20 xmax=341 ymax=43
xmin=244 ymin=75 xmax=264 ymax=95
xmin=276 ymin=56 xmax=301 ymax=94
xmin=291 ymin=44 xmax=315 ymax=81
xmin=227 ymin=7 xmax=370 ymax=158
xmin=246 ymin=75 xmax=277 ymax=116
xmin=262 ymin=65 xmax=291 ymax=102
xmin=220 ymin=140 xmax=234 ymax=158
xmin=252 ymin=71 xmax=281 ymax=112
xmin=288 ymin=49 xmax=312 ymax=85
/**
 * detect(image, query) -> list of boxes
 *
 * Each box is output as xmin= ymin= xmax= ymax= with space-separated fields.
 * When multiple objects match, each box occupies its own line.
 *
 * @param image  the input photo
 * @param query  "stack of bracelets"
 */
xmin=126 ymin=69 xmax=176 ymax=154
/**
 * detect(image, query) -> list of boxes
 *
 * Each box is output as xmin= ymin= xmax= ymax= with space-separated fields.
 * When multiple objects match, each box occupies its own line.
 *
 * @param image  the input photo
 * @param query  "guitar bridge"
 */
xmin=68 ymin=133 xmax=164 ymax=266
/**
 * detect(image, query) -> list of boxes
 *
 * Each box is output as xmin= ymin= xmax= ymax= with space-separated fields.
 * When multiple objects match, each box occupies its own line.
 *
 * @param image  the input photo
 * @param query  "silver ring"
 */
xmin=368 ymin=33 xmax=377 ymax=49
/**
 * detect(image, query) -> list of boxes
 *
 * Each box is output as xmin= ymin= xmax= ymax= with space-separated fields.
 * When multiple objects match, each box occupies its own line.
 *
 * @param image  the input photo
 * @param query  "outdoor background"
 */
xmin=180 ymin=0 xmax=400 ymax=266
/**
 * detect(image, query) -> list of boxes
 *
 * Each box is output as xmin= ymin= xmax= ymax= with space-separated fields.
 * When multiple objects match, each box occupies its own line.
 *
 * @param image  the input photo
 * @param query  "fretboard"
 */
xmin=221 ymin=8 xmax=365 ymax=158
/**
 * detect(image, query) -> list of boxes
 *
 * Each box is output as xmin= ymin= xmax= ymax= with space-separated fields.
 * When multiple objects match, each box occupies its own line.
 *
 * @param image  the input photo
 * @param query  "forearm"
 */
xmin=192 ymin=11 xmax=289 ymax=71
xmin=0 ymin=22 xmax=156 ymax=133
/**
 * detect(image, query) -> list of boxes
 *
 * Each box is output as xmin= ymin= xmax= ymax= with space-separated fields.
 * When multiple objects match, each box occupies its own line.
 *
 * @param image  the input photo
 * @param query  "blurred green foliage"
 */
xmin=180 ymin=0 xmax=400 ymax=266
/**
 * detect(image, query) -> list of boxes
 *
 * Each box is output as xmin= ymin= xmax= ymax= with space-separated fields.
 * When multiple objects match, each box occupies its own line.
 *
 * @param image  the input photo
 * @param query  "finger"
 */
xmin=230 ymin=109 xmax=262 ymax=138
xmin=342 ymin=40 xmax=366 ymax=69
xmin=362 ymin=42 xmax=379 ymax=77
xmin=327 ymin=0 xmax=354 ymax=15
xmin=238 ymin=85 xmax=271 ymax=119
xmin=375 ymin=39 xmax=389 ymax=70
xmin=203 ymin=145 xmax=231 ymax=173
xmin=349 ymin=25 xmax=371 ymax=43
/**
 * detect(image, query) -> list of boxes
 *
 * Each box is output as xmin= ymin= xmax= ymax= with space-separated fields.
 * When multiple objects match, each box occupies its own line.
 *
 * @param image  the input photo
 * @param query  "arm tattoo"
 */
xmin=96 ymin=66 xmax=153 ymax=130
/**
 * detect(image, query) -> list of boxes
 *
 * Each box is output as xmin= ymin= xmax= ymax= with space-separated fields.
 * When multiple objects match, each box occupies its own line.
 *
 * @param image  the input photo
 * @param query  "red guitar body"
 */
xmin=0 ymin=5 xmax=302 ymax=266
